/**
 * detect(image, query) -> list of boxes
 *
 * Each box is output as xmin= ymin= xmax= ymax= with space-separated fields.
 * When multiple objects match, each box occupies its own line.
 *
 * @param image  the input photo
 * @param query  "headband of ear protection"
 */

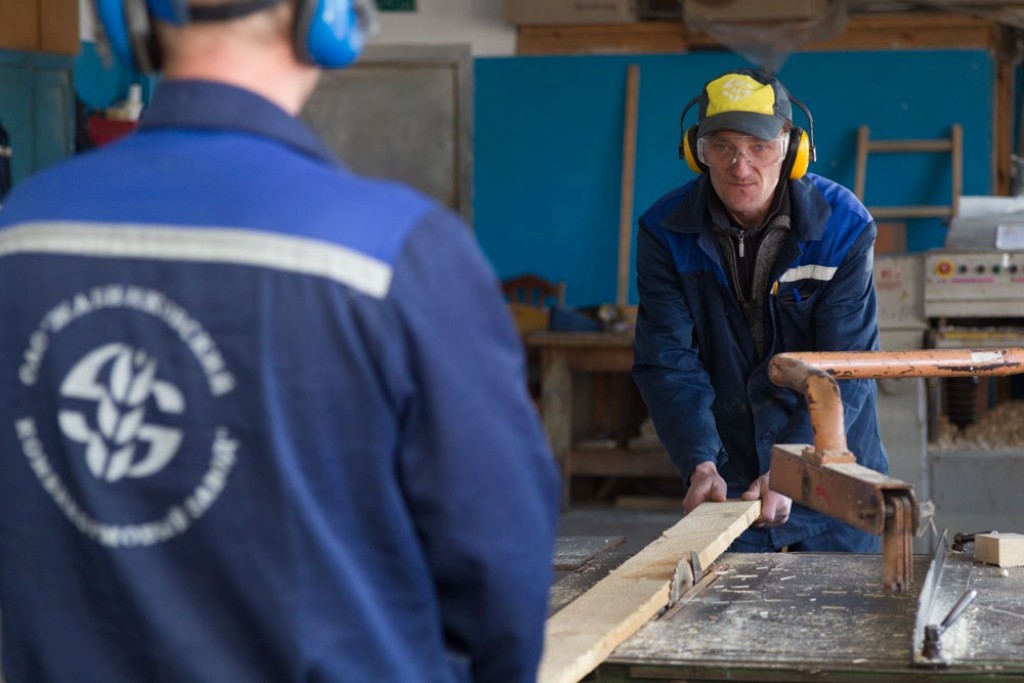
xmin=677 ymin=77 xmax=817 ymax=180
xmin=93 ymin=0 xmax=370 ymax=73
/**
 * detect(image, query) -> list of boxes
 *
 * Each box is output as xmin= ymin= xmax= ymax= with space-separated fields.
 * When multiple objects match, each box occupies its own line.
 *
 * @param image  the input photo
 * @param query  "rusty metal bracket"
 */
xmin=883 ymin=490 xmax=916 ymax=592
xmin=771 ymin=443 xmax=918 ymax=591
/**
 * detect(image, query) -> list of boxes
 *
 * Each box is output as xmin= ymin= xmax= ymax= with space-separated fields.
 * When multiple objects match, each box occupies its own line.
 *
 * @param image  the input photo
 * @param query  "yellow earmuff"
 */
xmin=788 ymin=128 xmax=811 ymax=180
xmin=683 ymin=126 xmax=703 ymax=175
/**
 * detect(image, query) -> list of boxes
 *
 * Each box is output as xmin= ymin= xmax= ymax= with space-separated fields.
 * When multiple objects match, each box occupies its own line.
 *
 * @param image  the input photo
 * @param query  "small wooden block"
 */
xmin=975 ymin=532 xmax=1024 ymax=567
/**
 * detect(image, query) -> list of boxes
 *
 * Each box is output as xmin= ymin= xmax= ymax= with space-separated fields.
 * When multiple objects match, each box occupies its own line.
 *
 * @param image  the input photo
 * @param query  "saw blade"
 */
xmin=912 ymin=529 xmax=949 ymax=667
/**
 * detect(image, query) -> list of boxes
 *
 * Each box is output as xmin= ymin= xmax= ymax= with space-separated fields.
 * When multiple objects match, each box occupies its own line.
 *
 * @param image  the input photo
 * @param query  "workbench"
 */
xmin=547 ymin=348 xmax=1024 ymax=682
xmin=552 ymin=514 xmax=1024 ymax=682
xmin=525 ymin=331 xmax=678 ymax=507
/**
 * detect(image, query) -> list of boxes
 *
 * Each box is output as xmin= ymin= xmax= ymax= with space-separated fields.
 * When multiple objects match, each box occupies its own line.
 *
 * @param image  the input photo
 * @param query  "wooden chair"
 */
xmin=501 ymin=273 xmax=566 ymax=308
xmin=501 ymin=273 xmax=566 ymax=334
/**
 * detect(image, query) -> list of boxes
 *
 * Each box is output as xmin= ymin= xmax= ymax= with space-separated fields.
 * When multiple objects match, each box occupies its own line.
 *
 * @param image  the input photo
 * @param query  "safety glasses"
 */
xmin=697 ymin=134 xmax=789 ymax=169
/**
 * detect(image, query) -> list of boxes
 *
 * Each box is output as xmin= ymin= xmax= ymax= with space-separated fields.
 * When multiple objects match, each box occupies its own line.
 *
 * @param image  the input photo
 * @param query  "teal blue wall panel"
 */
xmin=66 ymin=45 xmax=997 ymax=307
xmin=0 ymin=50 xmax=75 ymax=185
xmin=0 ymin=55 xmax=36 ymax=184
xmin=475 ymin=51 xmax=994 ymax=307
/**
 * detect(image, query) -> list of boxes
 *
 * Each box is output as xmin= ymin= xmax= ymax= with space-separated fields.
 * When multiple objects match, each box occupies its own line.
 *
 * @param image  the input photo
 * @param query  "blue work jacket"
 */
xmin=633 ymin=173 xmax=888 ymax=549
xmin=0 ymin=81 xmax=560 ymax=683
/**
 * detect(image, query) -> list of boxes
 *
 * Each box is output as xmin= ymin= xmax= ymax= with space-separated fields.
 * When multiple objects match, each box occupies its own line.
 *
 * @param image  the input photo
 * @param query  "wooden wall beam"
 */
xmin=516 ymin=12 xmax=998 ymax=55
xmin=993 ymin=24 xmax=1019 ymax=195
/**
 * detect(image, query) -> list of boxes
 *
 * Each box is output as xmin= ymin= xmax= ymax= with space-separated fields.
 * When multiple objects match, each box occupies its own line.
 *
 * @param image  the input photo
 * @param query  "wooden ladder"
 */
xmin=854 ymin=123 xmax=963 ymax=220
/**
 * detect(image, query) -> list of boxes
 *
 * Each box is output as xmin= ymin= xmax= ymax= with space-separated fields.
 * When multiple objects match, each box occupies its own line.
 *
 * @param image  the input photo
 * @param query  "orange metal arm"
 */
xmin=767 ymin=355 xmax=850 ymax=461
xmin=772 ymin=348 xmax=1024 ymax=380
xmin=768 ymin=348 xmax=1024 ymax=460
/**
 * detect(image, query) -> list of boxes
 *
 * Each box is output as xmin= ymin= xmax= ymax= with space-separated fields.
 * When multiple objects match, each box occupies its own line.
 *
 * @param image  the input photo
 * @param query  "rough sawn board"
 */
xmin=537 ymin=499 xmax=760 ymax=683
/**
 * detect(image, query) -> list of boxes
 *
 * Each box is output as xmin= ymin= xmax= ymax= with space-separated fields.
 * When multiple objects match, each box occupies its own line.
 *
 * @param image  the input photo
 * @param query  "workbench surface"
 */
xmin=595 ymin=550 xmax=1024 ymax=682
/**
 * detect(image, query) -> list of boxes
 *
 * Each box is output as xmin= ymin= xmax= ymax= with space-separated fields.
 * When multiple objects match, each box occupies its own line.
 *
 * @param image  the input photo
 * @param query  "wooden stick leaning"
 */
xmin=538 ymin=499 xmax=761 ymax=683
xmin=616 ymin=63 xmax=639 ymax=308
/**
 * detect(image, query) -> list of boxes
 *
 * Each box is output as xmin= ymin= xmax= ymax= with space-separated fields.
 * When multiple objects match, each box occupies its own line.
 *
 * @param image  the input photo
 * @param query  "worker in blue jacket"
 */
xmin=633 ymin=68 xmax=887 ymax=552
xmin=0 ymin=1 xmax=560 ymax=682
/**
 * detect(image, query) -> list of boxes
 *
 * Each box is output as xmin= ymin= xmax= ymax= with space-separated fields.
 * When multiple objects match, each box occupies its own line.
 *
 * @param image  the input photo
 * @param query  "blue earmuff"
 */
xmin=294 ymin=0 xmax=366 ymax=69
xmin=93 ymin=0 xmax=367 ymax=73
xmin=94 ymin=0 xmax=137 ymax=68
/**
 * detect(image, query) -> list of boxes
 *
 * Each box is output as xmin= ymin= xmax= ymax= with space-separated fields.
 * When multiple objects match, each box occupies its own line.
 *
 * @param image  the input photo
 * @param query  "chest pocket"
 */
xmin=771 ymin=280 xmax=824 ymax=352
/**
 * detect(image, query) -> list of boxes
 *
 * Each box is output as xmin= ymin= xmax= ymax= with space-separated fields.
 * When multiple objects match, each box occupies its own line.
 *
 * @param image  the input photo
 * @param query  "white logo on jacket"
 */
xmin=58 ymin=343 xmax=184 ymax=482
xmin=15 ymin=284 xmax=238 ymax=548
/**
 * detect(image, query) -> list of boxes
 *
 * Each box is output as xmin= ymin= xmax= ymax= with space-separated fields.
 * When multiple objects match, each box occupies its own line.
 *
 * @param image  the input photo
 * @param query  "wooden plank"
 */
xmin=805 ymin=12 xmax=994 ymax=51
xmin=39 ymin=0 xmax=79 ymax=55
xmin=550 ymin=348 xmax=633 ymax=373
xmin=975 ymin=532 xmax=1024 ymax=567
xmin=537 ymin=499 xmax=760 ymax=683
xmin=868 ymin=206 xmax=954 ymax=219
xmin=854 ymin=125 xmax=870 ymax=200
xmin=516 ymin=12 xmax=996 ymax=56
xmin=0 ymin=0 xmax=40 ymax=52
xmin=525 ymin=331 xmax=634 ymax=349
xmin=517 ymin=22 xmax=697 ymax=56
xmin=616 ymin=64 xmax=639 ymax=307
xmin=866 ymin=139 xmax=954 ymax=153
xmin=951 ymin=122 xmax=963 ymax=217
xmin=996 ymin=31 xmax=1014 ymax=195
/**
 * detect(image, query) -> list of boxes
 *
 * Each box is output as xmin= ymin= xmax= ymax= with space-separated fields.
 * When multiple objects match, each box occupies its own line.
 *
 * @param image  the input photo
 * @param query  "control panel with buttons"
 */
xmin=925 ymin=250 xmax=1024 ymax=317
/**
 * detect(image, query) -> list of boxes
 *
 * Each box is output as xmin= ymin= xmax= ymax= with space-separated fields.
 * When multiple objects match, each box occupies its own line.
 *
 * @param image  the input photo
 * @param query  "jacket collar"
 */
xmin=138 ymin=79 xmax=339 ymax=166
xmin=661 ymin=174 xmax=831 ymax=240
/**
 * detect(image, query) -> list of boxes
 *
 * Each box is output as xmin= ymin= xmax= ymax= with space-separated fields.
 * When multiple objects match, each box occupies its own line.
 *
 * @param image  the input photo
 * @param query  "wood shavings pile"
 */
xmin=932 ymin=401 xmax=1024 ymax=450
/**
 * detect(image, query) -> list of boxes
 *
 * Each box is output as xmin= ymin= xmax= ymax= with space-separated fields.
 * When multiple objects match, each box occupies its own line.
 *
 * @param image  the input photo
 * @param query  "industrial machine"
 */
xmin=921 ymin=196 xmax=1024 ymax=541
xmin=868 ymin=199 xmax=1024 ymax=549
xmin=925 ymin=195 xmax=1024 ymax=323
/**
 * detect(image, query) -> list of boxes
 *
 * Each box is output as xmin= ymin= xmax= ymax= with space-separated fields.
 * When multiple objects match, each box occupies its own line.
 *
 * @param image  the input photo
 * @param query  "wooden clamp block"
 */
xmin=975 ymin=532 xmax=1024 ymax=567
xmin=769 ymin=443 xmax=918 ymax=591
